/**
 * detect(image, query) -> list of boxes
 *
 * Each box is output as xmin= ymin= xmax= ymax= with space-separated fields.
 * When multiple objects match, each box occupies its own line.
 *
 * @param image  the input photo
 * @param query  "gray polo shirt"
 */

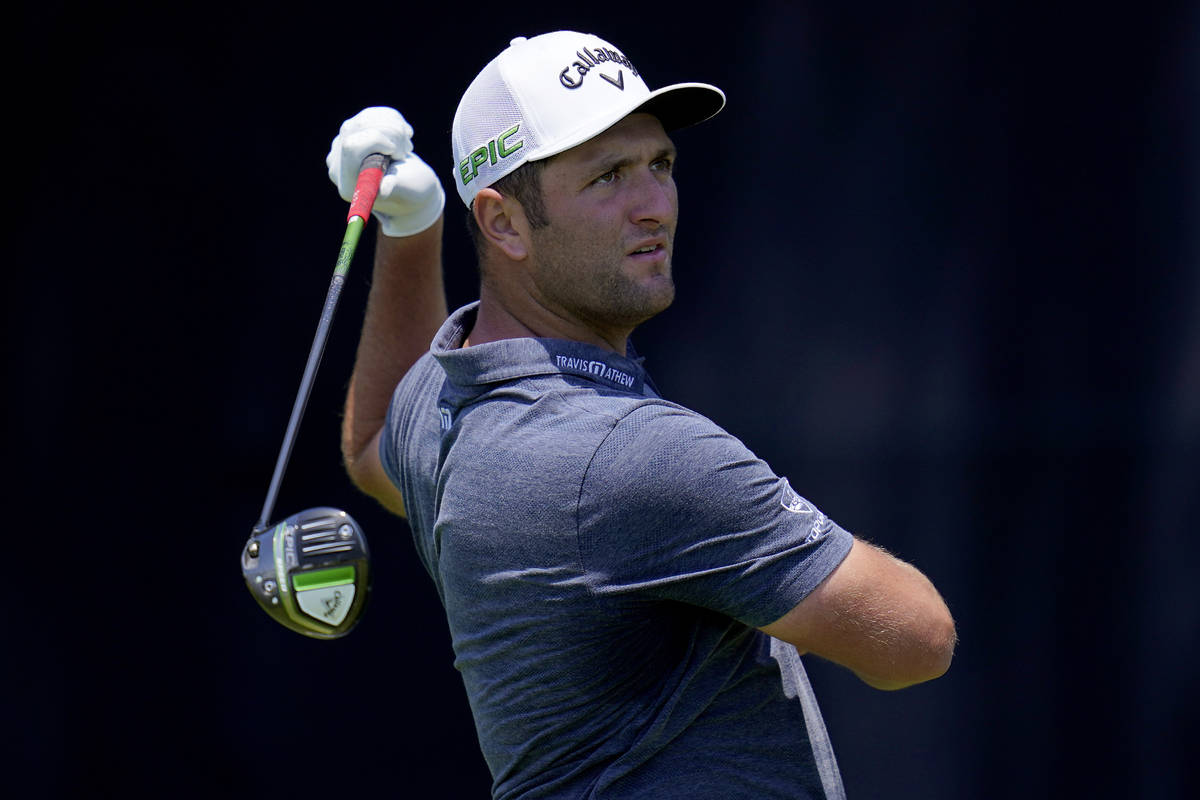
xmin=382 ymin=303 xmax=853 ymax=799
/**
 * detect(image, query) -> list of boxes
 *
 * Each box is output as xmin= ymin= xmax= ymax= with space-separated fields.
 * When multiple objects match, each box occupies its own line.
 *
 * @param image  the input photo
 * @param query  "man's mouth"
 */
xmin=629 ymin=239 xmax=667 ymax=257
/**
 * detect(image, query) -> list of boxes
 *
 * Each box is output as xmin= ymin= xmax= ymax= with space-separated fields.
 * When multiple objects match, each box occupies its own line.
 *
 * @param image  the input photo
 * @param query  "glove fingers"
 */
xmin=374 ymin=154 xmax=445 ymax=237
xmin=329 ymin=107 xmax=415 ymax=198
xmin=325 ymin=107 xmax=444 ymax=236
xmin=340 ymin=106 xmax=412 ymax=137
xmin=378 ymin=154 xmax=439 ymax=200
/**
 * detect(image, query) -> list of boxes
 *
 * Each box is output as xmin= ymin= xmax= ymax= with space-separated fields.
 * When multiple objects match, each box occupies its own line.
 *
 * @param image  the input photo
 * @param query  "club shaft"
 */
xmin=255 ymin=217 xmax=367 ymax=532
xmin=253 ymin=153 xmax=388 ymax=533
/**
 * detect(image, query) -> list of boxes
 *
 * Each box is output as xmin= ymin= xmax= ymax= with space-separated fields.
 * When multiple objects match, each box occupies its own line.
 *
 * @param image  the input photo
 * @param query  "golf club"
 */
xmin=241 ymin=152 xmax=388 ymax=639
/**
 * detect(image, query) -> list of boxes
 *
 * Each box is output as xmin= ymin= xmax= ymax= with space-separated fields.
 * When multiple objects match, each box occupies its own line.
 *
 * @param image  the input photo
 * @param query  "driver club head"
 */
xmin=242 ymin=507 xmax=370 ymax=639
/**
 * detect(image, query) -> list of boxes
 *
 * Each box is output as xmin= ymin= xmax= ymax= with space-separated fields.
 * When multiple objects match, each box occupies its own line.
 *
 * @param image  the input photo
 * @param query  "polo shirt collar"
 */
xmin=431 ymin=302 xmax=651 ymax=395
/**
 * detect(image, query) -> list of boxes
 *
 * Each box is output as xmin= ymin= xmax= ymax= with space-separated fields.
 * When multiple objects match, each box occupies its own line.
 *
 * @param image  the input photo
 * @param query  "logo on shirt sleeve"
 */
xmin=780 ymin=479 xmax=814 ymax=515
xmin=779 ymin=479 xmax=832 ymax=544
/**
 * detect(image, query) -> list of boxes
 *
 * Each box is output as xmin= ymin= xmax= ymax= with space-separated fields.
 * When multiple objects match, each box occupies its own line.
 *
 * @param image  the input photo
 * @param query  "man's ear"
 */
xmin=473 ymin=188 xmax=529 ymax=261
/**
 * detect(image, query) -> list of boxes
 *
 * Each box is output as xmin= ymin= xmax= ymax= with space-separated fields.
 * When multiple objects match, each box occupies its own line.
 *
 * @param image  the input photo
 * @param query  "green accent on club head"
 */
xmin=293 ymin=566 xmax=356 ymax=591
xmin=270 ymin=522 xmax=308 ymax=628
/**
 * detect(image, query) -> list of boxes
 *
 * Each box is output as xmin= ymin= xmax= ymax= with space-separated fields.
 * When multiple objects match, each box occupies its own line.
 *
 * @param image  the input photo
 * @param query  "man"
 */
xmin=327 ymin=31 xmax=955 ymax=799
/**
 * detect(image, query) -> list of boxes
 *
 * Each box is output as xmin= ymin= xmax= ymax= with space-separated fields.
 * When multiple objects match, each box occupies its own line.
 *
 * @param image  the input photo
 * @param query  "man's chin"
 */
xmin=626 ymin=281 xmax=675 ymax=326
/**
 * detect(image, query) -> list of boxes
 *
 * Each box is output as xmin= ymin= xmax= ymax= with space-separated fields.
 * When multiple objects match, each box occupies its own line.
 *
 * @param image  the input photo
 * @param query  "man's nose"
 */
xmin=629 ymin=171 xmax=677 ymax=227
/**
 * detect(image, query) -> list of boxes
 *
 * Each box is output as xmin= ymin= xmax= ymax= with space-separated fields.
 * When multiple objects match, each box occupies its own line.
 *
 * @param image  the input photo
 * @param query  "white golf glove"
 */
xmin=326 ymin=106 xmax=445 ymax=237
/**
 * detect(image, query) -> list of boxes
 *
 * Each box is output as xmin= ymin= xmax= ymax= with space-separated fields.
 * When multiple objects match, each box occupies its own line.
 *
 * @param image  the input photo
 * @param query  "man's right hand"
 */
xmin=326 ymin=106 xmax=445 ymax=238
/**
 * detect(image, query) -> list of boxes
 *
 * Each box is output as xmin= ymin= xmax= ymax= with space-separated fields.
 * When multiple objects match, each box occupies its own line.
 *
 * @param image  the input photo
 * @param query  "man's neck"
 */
xmin=467 ymin=284 xmax=631 ymax=354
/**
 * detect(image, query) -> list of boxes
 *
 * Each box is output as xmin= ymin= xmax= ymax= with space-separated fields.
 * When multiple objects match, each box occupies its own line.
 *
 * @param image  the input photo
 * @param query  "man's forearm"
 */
xmin=342 ymin=220 xmax=447 ymax=468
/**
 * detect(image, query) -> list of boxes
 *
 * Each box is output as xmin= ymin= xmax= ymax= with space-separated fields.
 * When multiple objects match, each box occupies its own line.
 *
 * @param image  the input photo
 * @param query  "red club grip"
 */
xmin=347 ymin=153 xmax=389 ymax=222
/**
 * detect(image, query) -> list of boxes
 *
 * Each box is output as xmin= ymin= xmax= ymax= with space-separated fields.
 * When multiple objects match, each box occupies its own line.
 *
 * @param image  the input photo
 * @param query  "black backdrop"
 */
xmin=11 ymin=1 xmax=1198 ymax=797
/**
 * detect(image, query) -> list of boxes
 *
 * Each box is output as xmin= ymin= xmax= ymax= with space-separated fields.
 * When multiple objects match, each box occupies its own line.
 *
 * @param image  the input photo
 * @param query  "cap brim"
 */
xmin=528 ymin=82 xmax=725 ymax=163
xmin=633 ymin=82 xmax=726 ymax=132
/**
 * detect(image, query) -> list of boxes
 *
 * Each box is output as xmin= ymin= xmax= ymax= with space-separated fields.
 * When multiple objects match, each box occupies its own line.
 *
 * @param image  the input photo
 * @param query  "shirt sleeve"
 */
xmin=379 ymin=351 xmax=441 ymax=498
xmin=577 ymin=402 xmax=853 ymax=628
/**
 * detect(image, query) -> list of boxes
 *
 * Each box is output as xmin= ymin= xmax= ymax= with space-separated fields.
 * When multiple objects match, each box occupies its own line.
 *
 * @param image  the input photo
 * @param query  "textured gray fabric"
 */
xmin=381 ymin=303 xmax=852 ymax=799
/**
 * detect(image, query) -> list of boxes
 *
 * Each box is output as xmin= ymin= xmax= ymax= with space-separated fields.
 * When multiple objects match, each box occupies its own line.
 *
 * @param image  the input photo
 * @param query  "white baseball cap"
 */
xmin=450 ymin=31 xmax=725 ymax=207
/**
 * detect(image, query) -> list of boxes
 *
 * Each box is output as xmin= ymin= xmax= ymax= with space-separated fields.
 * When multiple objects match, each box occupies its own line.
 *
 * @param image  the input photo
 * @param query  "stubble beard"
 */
xmin=530 ymin=226 xmax=676 ymax=335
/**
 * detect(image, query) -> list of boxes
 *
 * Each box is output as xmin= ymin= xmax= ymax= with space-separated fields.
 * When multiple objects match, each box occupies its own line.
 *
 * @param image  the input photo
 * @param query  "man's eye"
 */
xmin=652 ymin=158 xmax=673 ymax=172
xmin=593 ymin=170 xmax=617 ymax=185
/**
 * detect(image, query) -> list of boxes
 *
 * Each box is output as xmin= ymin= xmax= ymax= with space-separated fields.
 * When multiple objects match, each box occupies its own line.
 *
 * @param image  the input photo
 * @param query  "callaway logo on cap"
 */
xmin=450 ymin=31 xmax=725 ymax=207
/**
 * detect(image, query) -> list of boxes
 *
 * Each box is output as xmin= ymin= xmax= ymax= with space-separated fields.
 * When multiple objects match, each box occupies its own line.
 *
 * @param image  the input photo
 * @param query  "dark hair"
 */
xmin=465 ymin=159 xmax=550 ymax=266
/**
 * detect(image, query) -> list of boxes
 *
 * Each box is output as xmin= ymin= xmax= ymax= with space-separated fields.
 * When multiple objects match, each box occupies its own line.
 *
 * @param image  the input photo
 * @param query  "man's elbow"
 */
xmin=862 ymin=608 xmax=957 ymax=691
xmin=342 ymin=449 xmax=372 ymax=495
xmin=337 ymin=441 xmax=363 ymax=491
xmin=341 ymin=430 xmax=408 ymax=518
xmin=929 ymin=607 xmax=958 ymax=678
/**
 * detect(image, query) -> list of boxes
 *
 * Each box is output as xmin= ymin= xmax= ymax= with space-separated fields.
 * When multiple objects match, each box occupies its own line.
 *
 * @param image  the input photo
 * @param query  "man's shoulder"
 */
xmin=524 ymin=384 xmax=735 ymax=454
xmin=405 ymin=348 xmax=444 ymax=384
xmin=585 ymin=395 xmax=732 ymax=449
xmin=389 ymin=350 xmax=445 ymax=430
xmin=390 ymin=344 xmax=736 ymax=472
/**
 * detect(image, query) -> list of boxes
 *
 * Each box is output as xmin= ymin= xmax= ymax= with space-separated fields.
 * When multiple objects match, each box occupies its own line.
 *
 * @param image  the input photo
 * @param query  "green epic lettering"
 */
xmin=459 ymin=124 xmax=524 ymax=186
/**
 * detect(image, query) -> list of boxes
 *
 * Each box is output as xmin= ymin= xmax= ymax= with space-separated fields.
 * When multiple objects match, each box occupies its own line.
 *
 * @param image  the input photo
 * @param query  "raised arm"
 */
xmin=325 ymin=107 xmax=448 ymax=516
xmin=342 ymin=225 xmax=446 ymax=516
xmin=760 ymin=537 xmax=957 ymax=690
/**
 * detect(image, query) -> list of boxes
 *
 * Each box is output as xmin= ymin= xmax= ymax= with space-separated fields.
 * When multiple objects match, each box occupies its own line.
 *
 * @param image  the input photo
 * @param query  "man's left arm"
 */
xmin=342 ymin=225 xmax=446 ymax=518
xmin=579 ymin=405 xmax=954 ymax=689
xmin=325 ymin=107 xmax=448 ymax=516
xmin=759 ymin=537 xmax=956 ymax=690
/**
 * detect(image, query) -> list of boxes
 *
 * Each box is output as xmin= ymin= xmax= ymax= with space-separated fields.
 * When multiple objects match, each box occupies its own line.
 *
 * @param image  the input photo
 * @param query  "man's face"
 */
xmin=524 ymin=113 xmax=679 ymax=338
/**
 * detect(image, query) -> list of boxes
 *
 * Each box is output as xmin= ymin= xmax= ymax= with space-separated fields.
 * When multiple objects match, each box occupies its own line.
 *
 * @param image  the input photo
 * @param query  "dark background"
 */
xmin=11 ymin=1 xmax=1198 ymax=797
